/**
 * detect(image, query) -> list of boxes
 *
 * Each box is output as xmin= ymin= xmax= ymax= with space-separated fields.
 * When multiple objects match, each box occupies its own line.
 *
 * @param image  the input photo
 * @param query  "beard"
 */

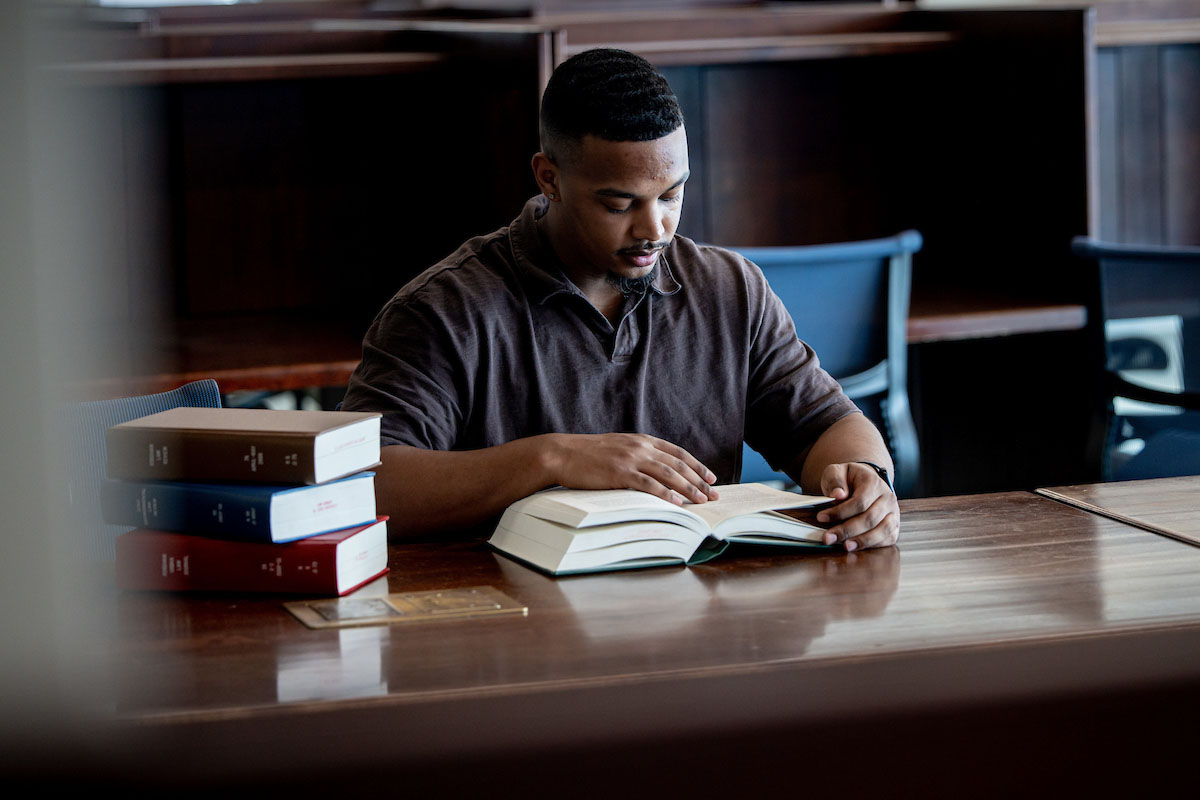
xmin=606 ymin=264 xmax=658 ymax=297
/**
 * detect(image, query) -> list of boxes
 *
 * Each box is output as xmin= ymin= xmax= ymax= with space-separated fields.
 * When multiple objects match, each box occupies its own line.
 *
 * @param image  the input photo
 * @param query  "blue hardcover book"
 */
xmin=101 ymin=472 xmax=376 ymax=543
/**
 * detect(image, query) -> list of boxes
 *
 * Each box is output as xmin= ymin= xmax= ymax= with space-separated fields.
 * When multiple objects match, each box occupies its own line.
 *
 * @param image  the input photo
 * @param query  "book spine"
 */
xmin=115 ymin=530 xmax=339 ymax=594
xmin=101 ymin=481 xmax=274 ymax=542
xmin=105 ymin=429 xmax=318 ymax=484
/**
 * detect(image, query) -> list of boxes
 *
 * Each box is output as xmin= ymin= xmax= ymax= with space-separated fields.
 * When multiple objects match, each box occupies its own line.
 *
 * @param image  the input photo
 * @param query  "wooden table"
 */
xmin=1039 ymin=474 xmax=1200 ymax=546
xmin=80 ymin=489 xmax=1200 ymax=794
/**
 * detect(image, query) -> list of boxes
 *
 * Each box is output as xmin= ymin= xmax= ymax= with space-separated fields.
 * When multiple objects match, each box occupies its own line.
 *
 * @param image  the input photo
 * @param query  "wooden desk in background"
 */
xmin=76 ymin=487 xmax=1200 ymax=795
xmin=1040 ymin=474 xmax=1200 ymax=546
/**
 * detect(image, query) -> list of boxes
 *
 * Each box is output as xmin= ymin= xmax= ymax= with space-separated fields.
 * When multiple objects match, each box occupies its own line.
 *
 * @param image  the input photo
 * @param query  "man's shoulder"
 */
xmin=670 ymin=235 xmax=759 ymax=270
xmin=393 ymin=227 xmax=518 ymax=306
xmin=666 ymin=235 xmax=768 ymax=291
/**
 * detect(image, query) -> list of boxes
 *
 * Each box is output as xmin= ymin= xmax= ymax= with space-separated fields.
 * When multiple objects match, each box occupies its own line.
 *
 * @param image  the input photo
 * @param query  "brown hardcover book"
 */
xmin=105 ymin=407 xmax=381 ymax=485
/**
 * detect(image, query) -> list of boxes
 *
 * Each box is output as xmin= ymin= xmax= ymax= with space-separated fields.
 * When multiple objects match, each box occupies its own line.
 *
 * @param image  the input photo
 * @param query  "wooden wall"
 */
xmin=167 ymin=66 xmax=540 ymax=327
xmin=1097 ymin=43 xmax=1200 ymax=245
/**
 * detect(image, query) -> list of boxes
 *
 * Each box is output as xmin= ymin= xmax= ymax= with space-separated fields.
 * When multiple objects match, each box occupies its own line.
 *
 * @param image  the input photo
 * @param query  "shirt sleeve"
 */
xmin=340 ymin=289 xmax=474 ymax=450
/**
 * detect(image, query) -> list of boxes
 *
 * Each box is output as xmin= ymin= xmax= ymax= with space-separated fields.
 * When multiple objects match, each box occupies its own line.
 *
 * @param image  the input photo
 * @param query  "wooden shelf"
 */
xmin=1092 ymin=0 xmax=1200 ymax=46
xmin=1095 ymin=19 xmax=1200 ymax=46
xmin=562 ymin=31 xmax=959 ymax=65
xmin=75 ymin=314 xmax=364 ymax=400
xmin=41 ymin=16 xmax=550 ymax=86
xmin=46 ymin=51 xmax=448 ymax=85
xmin=908 ymin=290 xmax=1087 ymax=344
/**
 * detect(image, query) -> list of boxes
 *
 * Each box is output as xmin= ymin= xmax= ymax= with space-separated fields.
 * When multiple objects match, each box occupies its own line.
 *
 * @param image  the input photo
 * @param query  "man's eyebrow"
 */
xmin=594 ymin=171 xmax=690 ymax=199
xmin=594 ymin=188 xmax=636 ymax=199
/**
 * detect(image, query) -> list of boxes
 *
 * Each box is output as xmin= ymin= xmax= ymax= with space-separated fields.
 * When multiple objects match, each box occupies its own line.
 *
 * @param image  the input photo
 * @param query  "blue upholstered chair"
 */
xmin=730 ymin=231 xmax=922 ymax=497
xmin=1071 ymin=237 xmax=1200 ymax=481
xmin=64 ymin=379 xmax=223 ymax=562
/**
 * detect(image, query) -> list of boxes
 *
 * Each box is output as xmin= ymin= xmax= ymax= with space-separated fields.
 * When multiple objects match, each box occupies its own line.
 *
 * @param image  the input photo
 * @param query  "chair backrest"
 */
xmin=63 ymin=379 xmax=223 ymax=562
xmin=1071 ymin=237 xmax=1200 ymax=480
xmin=730 ymin=230 xmax=922 ymax=496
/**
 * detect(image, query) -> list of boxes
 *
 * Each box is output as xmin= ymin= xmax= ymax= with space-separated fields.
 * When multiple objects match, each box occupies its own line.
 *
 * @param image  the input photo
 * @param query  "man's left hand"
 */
xmin=814 ymin=462 xmax=900 ymax=551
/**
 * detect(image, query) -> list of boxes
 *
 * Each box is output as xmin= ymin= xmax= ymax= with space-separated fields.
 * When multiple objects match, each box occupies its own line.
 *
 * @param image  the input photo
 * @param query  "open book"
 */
xmin=489 ymin=483 xmax=834 ymax=575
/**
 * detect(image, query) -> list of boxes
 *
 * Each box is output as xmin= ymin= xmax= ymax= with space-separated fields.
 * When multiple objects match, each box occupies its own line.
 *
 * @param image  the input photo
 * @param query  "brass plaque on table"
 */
xmin=285 ymin=585 xmax=528 ymax=630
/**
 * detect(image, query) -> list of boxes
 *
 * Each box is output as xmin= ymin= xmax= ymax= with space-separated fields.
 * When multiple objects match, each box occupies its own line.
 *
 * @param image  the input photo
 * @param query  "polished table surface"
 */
xmin=1039 ymin=474 xmax=1200 ymax=546
xmin=102 ymin=488 xmax=1200 ymax=793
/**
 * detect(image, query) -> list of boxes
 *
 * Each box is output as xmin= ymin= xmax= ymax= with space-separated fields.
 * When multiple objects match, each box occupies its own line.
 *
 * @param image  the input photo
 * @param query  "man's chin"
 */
xmin=615 ymin=263 xmax=656 ymax=279
xmin=607 ymin=264 xmax=658 ymax=296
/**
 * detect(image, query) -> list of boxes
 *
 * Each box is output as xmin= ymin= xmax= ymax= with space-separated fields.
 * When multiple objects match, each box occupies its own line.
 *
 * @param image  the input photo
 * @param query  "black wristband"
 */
xmin=855 ymin=461 xmax=894 ymax=493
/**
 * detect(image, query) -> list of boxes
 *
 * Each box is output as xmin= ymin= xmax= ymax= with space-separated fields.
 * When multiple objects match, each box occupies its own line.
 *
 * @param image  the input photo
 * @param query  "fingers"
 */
xmin=650 ymin=439 xmax=720 ymax=503
xmin=551 ymin=433 xmax=719 ymax=505
xmin=818 ymin=463 xmax=851 ymax=503
xmin=817 ymin=462 xmax=877 ymax=524
xmin=634 ymin=438 xmax=719 ymax=505
xmin=817 ymin=462 xmax=900 ymax=550
xmin=821 ymin=493 xmax=899 ymax=551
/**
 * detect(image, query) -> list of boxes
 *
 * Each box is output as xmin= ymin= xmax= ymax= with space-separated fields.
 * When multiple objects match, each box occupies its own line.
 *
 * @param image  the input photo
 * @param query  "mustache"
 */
xmin=618 ymin=240 xmax=671 ymax=255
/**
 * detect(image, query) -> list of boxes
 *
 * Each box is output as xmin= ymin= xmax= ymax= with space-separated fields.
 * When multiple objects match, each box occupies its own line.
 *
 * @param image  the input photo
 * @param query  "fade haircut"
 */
xmin=539 ymin=48 xmax=684 ymax=167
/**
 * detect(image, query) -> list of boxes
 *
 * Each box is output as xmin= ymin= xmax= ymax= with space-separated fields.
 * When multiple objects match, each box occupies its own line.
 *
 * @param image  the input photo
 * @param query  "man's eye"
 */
xmin=606 ymin=205 xmax=631 ymax=215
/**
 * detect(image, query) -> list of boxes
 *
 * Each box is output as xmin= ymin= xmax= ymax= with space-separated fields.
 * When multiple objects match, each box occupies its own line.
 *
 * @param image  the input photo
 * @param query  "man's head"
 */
xmin=539 ymin=48 xmax=684 ymax=169
xmin=533 ymin=49 xmax=689 ymax=293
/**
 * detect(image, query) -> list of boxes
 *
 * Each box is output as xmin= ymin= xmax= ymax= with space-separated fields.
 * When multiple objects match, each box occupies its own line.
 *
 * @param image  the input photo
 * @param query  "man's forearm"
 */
xmin=375 ymin=439 xmax=558 ymax=537
xmin=795 ymin=412 xmax=894 ymax=494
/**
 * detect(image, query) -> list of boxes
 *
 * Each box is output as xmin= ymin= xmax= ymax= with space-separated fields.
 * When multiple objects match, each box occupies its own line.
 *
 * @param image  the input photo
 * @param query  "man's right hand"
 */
xmin=540 ymin=432 xmax=720 ymax=505
xmin=374 ymin=434 xmax=719 ymax=537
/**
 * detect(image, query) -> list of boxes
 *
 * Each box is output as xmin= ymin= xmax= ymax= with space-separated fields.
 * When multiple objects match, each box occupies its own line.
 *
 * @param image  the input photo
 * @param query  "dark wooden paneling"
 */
xmin=176 ymin=81 xmax=316 ymax=315
xmin=700 ymin=57 xmax=912 ymax=248
xmin=1118 ymin=45 xmax=1165 ymax=243
xmin=1097 ymin=42 xmax=1200 ymax=246
xmin=170 ymin=64 xmax=540 ymax=327
xmin=1096 ymin=48 xmax=1122 ymax=239
xmin=1163 ymin=44 xmax=1200 ymax=244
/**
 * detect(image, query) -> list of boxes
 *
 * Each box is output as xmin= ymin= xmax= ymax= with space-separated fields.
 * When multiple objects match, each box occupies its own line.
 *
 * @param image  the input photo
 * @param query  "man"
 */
xmin=342 ymin=48 xmax=899 ymax=550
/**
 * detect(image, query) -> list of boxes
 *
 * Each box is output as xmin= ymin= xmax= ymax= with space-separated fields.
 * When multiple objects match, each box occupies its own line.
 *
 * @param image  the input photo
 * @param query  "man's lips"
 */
xmin=620 ymin=248 xmax=661 ymax=268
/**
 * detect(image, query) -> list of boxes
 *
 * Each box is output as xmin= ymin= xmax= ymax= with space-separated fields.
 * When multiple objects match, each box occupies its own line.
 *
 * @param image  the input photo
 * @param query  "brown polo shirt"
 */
xmin=342 ymin=196 xmax=858 ymax=483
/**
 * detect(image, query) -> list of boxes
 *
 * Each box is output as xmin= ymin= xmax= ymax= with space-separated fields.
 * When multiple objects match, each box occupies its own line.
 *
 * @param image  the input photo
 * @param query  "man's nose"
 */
xmin=632 ymin=207 xmax=666 ymax=243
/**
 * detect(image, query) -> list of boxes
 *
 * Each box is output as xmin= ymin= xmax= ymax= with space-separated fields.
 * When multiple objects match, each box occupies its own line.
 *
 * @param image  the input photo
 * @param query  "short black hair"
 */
xmin=540 ymin=48 xmax=684 ymax=165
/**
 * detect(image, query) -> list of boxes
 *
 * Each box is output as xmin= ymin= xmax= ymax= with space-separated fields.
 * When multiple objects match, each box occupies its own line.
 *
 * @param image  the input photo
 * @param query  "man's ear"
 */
xmin=531 ymin=152 xmax=560 ymax=201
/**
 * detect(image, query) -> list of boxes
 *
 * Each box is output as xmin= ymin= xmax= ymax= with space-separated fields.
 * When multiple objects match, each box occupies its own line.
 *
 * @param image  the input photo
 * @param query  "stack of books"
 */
xmin=103 ymin=407 xmax=389 ymax=596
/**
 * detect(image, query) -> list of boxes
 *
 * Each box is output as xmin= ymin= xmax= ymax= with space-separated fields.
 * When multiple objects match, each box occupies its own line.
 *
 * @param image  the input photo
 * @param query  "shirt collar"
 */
xmin=508 ymin=195 xmax=682 ymax=303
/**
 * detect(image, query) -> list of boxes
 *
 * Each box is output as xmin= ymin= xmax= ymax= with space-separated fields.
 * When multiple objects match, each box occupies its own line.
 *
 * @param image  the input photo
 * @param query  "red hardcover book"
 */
xmin=115 ymin=517 xmax=389 ymax=596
